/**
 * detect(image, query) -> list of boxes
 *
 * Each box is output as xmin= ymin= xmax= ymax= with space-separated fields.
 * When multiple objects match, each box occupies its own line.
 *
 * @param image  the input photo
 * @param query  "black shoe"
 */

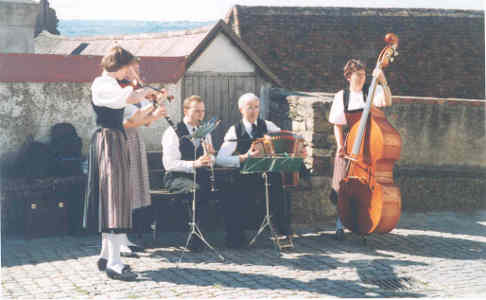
xmin=97 ymin=258 xmax=130 ymax=272
xmin=120 ymin=251 xmax=139 ymax=258
xmin=106 ymin=266 xmax=137 ymax=281
xmin=128 ymin=244 xmax=145 ymax=253
xmin=97 ymin=258 xmax=107 ymax=271
xmin=335 ymin=229 xmax=345 ymax=241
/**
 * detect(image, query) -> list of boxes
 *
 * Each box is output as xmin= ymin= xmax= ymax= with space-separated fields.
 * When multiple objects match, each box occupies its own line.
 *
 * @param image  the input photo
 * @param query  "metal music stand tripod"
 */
xmin=178 ymin=119 xmax=224 ymax=263
xmin=243 ymin=156 xmax=302 ymax=251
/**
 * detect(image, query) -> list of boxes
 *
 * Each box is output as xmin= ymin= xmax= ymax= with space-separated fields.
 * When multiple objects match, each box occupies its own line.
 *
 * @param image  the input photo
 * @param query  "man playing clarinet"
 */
xmin=161 ymin=95 xmax=215 ymax=251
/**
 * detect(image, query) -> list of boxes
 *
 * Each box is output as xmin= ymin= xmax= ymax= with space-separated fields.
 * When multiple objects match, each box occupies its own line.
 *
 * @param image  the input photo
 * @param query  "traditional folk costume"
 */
xmin=216 ymin=118 xmax=290 ymax=248
xmin=124 ymin=101 xmax=152 ymax=210
xmin=83 ymin=72 xmax=136 ymax=279
xmin=161 ymin=117 xmax=214 ymax=250
xmin=113 ymin=101 xmax=153 ymax=256
xmin=329 ymin=84 xmax=387 ymax=235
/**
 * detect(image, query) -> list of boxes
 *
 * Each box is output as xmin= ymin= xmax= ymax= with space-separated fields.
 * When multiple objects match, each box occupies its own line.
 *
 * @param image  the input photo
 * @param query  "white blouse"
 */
xmin=329 ymin=85 xmax=386 ymax=125
xmin=123 ymin=100 xmax=152 ymax=121
xmin=91 ymin=72 xmax=133 ymax=109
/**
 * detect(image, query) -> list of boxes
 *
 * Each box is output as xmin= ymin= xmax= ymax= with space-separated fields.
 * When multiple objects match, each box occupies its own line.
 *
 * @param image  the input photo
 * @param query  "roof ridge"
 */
xmin=233 ymin=5 xmax=483 ymax=17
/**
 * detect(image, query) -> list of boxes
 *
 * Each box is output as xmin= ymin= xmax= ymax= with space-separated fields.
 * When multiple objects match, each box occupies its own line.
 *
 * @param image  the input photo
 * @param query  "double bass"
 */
xmin=337 ymin=33 xmax=402 ymax=236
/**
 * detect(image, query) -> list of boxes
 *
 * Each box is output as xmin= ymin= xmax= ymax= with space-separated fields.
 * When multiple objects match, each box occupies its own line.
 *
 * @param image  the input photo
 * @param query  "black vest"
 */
xmin=235 ymin=118 xmax=268 ymax=155
xmin=175 ymin=121 xmax=204 ymax=161
xmin=343 ymin=83 xmax=369 ymax=113
xmin=91 ymin=101 xmax=125 ymax=133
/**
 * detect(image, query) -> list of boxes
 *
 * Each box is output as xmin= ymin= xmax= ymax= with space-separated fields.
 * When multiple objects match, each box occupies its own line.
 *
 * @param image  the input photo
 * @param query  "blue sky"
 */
xmin=48 ymin=0 xmax=484 ymax=21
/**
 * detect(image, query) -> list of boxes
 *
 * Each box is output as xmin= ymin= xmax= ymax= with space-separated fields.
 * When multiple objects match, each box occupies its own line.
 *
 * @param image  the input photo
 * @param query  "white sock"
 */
xmin=119 ymin=234 xmax=133 ymax=253
xmin=98 ymin=233 xmax=108 ymax=260
xmin=126 ymin=236 xmax=137 ymax=247
xmin=336 ymin=217 xmax=344 ymax=230
xmin=107 ymin=233 xmax=124 ymax=272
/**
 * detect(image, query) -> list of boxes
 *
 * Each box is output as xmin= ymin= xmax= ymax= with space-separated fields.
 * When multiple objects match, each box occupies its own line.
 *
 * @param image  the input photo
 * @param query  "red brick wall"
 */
xmin=228 ymin=7 xmax=485 ymax=99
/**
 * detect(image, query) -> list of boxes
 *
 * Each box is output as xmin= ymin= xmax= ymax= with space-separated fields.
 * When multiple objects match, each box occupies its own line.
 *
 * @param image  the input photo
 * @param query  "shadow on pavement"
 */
xmin=138 ymin=266 xmax=427 ymax=298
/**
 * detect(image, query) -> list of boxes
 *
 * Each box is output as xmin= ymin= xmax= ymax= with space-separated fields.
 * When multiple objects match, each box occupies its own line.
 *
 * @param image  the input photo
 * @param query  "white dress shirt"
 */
xmin=329 ymin=85 xmax=386 ymax=125
xmin=91 ymin=72 xmax=133 ymax=109
xmin=161 ymin=116 xmax=214 ymax=174
xmin=216 ymin=119 xmax=280 ymax=168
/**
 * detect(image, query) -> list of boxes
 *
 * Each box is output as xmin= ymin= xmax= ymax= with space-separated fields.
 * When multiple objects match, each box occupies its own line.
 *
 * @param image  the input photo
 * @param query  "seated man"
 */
xmin=216 ymin=93 xmax=291 ymax=248
xmin=161 ymin=95 xmax=215 ymax=251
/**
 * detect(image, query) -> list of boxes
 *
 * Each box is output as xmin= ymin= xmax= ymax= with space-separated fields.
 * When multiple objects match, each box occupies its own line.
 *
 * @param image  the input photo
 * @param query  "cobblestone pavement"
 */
xmin=2 ymin=211 xmax=486 ymax=298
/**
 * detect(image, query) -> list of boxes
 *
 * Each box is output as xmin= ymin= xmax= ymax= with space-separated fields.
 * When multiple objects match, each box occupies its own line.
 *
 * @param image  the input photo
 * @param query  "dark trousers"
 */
xmin=223 ymin=172 xmax=291 ymax=241
xmin=163 ymin=170 xmax=211 ymax=230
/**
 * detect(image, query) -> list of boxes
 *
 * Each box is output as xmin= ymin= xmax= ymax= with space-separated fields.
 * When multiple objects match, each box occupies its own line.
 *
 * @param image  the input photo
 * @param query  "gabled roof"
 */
xmin=35 ymin=25 xmax=209 ymax=57
xmin=224 ymin=5 xmax=485 ymax=98
xmin=0 ymin=53 xmax=185 ymax=83
xmin=35 ymin=20 xmax=282 ymax=86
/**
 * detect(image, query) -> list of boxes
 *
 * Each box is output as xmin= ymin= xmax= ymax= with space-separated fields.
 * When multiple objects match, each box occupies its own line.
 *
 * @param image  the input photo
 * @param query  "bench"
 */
xmin=146 ymin=153 xmax=193 ymax=241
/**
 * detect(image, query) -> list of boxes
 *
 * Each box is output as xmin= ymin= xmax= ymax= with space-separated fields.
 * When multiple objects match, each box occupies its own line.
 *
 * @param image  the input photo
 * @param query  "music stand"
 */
xmin=178 ymin=118 xmax=224 ymax=263
xmin=241 ymin=156 xmax=303 ymax=251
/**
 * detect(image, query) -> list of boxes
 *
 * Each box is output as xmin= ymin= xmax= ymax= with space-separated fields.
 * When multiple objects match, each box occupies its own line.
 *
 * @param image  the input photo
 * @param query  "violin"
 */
xmin=337 ymin=33 xmax=402 ymax=236
xmin=117 ymin=78 xmax=174 ymax=106
xmin=118 ymin=65 xmax=177 ymax=130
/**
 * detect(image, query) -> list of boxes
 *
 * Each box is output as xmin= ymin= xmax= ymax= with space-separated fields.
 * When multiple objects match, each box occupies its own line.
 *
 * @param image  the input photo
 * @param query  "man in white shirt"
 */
xmin=161 ymin=95 xmax=214 ymax=251
xmin=216 ymin=93 xmax=290 ymax=248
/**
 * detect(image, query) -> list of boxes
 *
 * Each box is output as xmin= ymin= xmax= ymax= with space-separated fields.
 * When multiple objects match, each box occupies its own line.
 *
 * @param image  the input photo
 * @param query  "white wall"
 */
xmin=188 ymin=32 xmax=255 ymax=73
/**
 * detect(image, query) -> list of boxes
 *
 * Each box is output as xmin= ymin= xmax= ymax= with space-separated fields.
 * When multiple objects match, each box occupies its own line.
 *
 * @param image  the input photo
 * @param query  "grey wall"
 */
xmin=0 ymin=81 xmax=178 ymax=161
xmin=284 ymin=94 xmax=485 ymax=222
xmin=0 ymin=0 xmax=39 ymax=53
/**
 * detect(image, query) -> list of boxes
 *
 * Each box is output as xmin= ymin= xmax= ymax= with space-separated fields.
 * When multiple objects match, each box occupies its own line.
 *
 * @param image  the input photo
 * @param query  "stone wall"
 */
xmin=282 ymin=94 xmax=486 ymax=225
xmin=0 ymin=81 xmax=178 ymax=168
xmin=0 ymin=0 xmax=39 ymax=53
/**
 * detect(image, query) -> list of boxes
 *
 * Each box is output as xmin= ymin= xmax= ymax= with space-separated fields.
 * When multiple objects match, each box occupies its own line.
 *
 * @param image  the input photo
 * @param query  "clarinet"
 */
xmin=202 ymin=136 xmax=218 ymax=192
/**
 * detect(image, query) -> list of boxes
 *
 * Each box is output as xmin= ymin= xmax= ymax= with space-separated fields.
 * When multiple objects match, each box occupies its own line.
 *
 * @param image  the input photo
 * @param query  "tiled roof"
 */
xmin=35 ymin=25 xmax=212 ymax=57
xmin=35 ymin=20 xmax=282 ymax=86
xmin=225 ymin=5 xmax=485 ymax=98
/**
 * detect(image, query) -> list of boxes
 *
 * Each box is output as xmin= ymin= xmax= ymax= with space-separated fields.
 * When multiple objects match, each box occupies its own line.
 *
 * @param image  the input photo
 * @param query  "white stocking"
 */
xmin=98 ymin=232 xmax=108 ymax=260
xmin=107 ymin=233 xmax=124 ymax=273
xmin=119 ymin=233 xmax=133 ymax=253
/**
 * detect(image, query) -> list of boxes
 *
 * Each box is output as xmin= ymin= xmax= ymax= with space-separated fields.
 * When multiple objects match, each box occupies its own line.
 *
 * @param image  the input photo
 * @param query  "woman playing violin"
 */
xmin=83 ymin=46 xmax=162 ymax=281
xmin=116 ymin=58 xmax=168 ymax=258
xmin=328 ymin=59 xmax=392 ymax=241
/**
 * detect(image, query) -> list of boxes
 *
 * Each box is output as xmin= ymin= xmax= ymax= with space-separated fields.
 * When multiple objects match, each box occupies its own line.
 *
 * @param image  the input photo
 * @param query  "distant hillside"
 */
xmin=58 ymin=20 xmax=216 ymax=37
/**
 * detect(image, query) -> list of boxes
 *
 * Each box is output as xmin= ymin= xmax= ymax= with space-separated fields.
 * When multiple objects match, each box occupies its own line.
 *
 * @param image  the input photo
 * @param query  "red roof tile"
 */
xmin=0 ymin=53 xmax=185 ymax=83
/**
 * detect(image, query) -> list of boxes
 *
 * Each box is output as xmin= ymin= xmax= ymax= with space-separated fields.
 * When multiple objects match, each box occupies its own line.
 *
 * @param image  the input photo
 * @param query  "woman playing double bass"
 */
xmin=329 ymin=59 xmax=392 ymax=241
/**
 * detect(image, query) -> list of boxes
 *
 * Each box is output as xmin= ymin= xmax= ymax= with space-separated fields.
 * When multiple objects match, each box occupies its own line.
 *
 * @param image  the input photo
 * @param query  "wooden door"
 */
xmin=183 ymin=72 xmax=266 ymax=149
